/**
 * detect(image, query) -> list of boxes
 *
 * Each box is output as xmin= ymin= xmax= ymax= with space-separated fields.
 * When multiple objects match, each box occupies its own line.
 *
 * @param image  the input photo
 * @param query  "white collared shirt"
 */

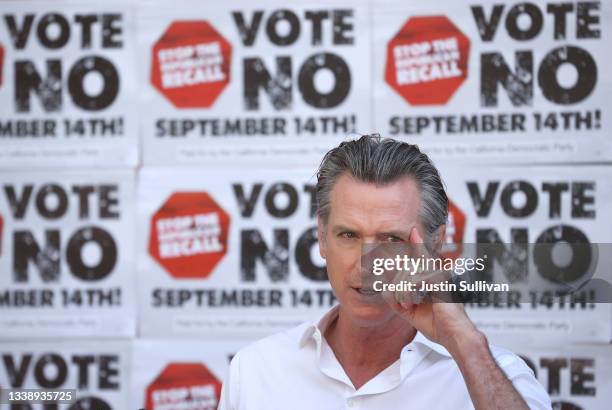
xmin=218 ymin=306 xmax=551 ymax=410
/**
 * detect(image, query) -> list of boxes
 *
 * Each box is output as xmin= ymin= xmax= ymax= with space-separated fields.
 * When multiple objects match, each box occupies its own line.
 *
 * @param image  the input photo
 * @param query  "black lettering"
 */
xmin=535 ymin=225 xmax=592 ymax=282
xmin=99 ymin=355 xmax=119 ymax=389
xmin=66 ymin=226 xmax=117 ymax=281
xmin=470 ymin=5 xmax=505 ymax=41
xmin=570 ymin=358 xmax=595 ymax=395
xmin=572 ymin=182 xmax=595 ymax=218
xmin=37 ymin=14 xmax=70 ymax=49
xmin=546 ymin=3 xmax=573 ymax=40
xmin=14 ymin=230 xmax=60 ymax=282
xmin=542 ymin=182 xmax=569 ymax=218
xmin=232 ymin=11 xmax=264 ymax=46
xmin=505 ymin=3 xmax=543 ymax=41
xmin=72 ymin=185 xmax=95 ymax=219
xmin=243 ymin=57 xmax=292 ymax=110
xmin=34 ymin=353 xmax=67 ymax=388
xmin=2 ymin=354 xmax=32 ymax=387
xmin=467 ymin=181 xmax=499 ymax=217
xmin=3 ymin=185 xmax=33 ymax=219
xmin=295 ymin=227 xmax=326 ymax=281
xmin=304 ymin=11 xmax=329 ymax=45
xmin=577 ymin=2 xmax=600 ymax=38
xmin=68 ymin=56 xmax=119 ymax=111
xmin=3 ymin=14 xmax=35 ymax=49
xmin=240 ymin=229 xmax=288 ymax=281
xmin=15 ymin=60 xmax=62 ymax=112
xmin=74 ymin=15 xmax=98 ymax=48
xmin=298 ymin=52 xmax=350 ymax=108
xmin=500 ymin=180 xmax=538 ymax=218
xmin=264 ymin=183 xmax=298 ymax=218
xmin=99 ymin=185 xmax=120 ymax=219
xmin=332 ymin=10 xmax=353 ymax=45
xmin=541 ymin=357 xmax=568 ymax=395
xmin=266 ymin=10 xmax=300 ymax=46
xmin=538 ymin=46 xmax=596 ymax=104
xmin=36 ymin=184 xmax=68 ymax=219
xmin=481 ymin=52 xmax=533 ymax=107
xmin=233 ymin=183 xmax=263 ymax=217
xmin=72 ymin=356 xmax=94 ymax=389
xmin=102 ymin=14 xmax=122 ymax=47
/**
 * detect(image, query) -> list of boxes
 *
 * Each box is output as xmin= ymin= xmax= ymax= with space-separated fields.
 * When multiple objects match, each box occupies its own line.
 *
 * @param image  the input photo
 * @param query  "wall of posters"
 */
xmin=0 ymin=0 xmax=610 ymax=407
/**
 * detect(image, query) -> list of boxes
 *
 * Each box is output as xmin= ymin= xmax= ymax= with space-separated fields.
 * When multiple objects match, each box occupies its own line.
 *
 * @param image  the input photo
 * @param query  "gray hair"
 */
xmin=316 ymin=134 xmax=448 ymax=251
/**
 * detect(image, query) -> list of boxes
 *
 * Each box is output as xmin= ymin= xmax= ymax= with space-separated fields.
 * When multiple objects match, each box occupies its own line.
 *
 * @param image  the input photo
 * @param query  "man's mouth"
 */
xmin=354 ymin=287 xmax=378 ymax=296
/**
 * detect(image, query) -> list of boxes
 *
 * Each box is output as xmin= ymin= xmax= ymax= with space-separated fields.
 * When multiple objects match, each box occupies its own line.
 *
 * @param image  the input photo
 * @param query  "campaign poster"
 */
xmin=0 ymin=170 xmax=136 ymax=339
xmin=0 ymin=0 xmax=138 ymax=168
xmin=438 ymin=164 xmax=612 ymax=342
xmin=373 ymin=0 xmax=611 ymax=163
xmin=502 ymin=344 xmax=612 ymax=410
xmin=138 ymin=0 xmax=372 ymax=167
xmin=138 ymin=167 xmax=333 ymax=338
xmin=0 ymin=340 xmax=130 ymax=409
xmin=131 ymin=340 xmax=247 ymax=409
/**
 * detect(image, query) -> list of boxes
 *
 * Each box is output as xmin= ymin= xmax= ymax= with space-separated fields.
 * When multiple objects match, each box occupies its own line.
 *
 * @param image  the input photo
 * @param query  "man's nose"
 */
xmin=362 ymin=236 xmax=378 ymax=245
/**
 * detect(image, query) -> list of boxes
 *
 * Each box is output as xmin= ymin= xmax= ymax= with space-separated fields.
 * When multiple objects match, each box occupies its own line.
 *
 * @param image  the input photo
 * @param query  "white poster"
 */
xmin=0 ymin=0 xmax=139 ymax=168
xmin=131 ymin=340 xmax=247 ymax=409
xmin=138 ymin=167 xmax=333 ymax=338
xmin=373 ymin=0 xmax=611 ymax=163
xmin=0 ymin=340 xmax=130 ymax=409
xmin=138 ymin=0 xmax=372 ymax=167
xmin=0 ymin=170 xmax=136 ymax=339
xmin=438 ymin=164 xmax=612 ymax=342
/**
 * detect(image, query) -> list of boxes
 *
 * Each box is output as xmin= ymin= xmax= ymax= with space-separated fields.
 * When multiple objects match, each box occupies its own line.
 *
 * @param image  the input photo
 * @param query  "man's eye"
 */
xmin=339 ymin=232 xmax=356 ymax=239
xmin=385 ymin=235 xmax=404 ymax=243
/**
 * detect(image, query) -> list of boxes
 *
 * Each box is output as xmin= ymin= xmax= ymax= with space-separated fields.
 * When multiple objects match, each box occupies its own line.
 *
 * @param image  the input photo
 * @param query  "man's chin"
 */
xmin=342 ymin=299 xmax=396 ymax=327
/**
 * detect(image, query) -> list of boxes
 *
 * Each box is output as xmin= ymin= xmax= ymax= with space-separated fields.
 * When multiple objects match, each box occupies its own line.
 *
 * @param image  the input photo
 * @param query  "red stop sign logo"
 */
xmin=385 ymin=16 xmax=470 ymax=105
xmin=149 ymin=192 xmax=230 ymax=279
xmin=441 ymin=199 xmax=466 ymax=259
xmin=151 ymin=21 xmax=232 ymax=108
xmin=145 ymin=363 xmax=222 ymax=410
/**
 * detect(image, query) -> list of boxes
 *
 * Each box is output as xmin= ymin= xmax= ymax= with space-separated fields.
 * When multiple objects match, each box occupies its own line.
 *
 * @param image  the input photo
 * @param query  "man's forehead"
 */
xmin=327 ymin=173 xmax=421 ymax=224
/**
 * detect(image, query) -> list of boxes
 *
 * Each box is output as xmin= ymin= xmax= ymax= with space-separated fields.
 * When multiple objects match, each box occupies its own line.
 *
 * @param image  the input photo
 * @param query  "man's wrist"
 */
xmin=446 ymin=329 xmax=489 ymax=364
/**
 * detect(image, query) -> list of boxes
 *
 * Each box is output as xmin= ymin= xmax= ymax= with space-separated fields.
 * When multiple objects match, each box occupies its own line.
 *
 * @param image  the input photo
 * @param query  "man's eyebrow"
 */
xmin=330 ymin=225 xmax=355 ymax=234
xmin=379 ymin=229 xmax=411 ymax=237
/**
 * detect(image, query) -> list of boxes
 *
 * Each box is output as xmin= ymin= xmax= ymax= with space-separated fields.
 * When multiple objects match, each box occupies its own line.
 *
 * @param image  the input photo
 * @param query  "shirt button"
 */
xmin=347 ymin=399 xmax=354 ymax=407
xmin=313 ymin=333 xmax=321 ymax=341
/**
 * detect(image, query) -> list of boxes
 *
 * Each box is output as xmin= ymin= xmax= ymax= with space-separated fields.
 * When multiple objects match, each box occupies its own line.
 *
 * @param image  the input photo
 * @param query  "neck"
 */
xmin=325 ymin=307 xmax=416 ymax=389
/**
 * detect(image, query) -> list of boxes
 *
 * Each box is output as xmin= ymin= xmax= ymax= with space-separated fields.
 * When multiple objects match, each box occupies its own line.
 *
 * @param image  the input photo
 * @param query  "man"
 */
xmin=218 ymin=135 xmax=551 ymax=410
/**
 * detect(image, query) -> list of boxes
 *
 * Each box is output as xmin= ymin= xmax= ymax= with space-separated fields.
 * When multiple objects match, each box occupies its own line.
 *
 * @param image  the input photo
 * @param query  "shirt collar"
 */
xmin=299 ymin=304 xmax=452 ymax=358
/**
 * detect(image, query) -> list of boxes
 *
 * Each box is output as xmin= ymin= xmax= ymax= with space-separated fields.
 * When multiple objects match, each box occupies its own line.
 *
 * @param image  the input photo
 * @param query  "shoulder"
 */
xmin=231 ymin=322 xmax=311 ymax=367
xmin=488 ymin=344 xmax=552 ymax=410
xmin=219 ymin=323 xmax=317 ymax=409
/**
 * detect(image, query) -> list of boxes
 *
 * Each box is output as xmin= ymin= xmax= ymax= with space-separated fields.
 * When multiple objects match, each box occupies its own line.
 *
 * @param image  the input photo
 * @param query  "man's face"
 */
xmin=318 ymin=173 xmax=423 ymax=326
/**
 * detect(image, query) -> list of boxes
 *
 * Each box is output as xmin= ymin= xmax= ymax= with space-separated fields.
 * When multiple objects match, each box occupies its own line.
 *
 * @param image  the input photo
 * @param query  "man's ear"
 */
xmin=317 ymin=216 xmax=327 ymax=259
